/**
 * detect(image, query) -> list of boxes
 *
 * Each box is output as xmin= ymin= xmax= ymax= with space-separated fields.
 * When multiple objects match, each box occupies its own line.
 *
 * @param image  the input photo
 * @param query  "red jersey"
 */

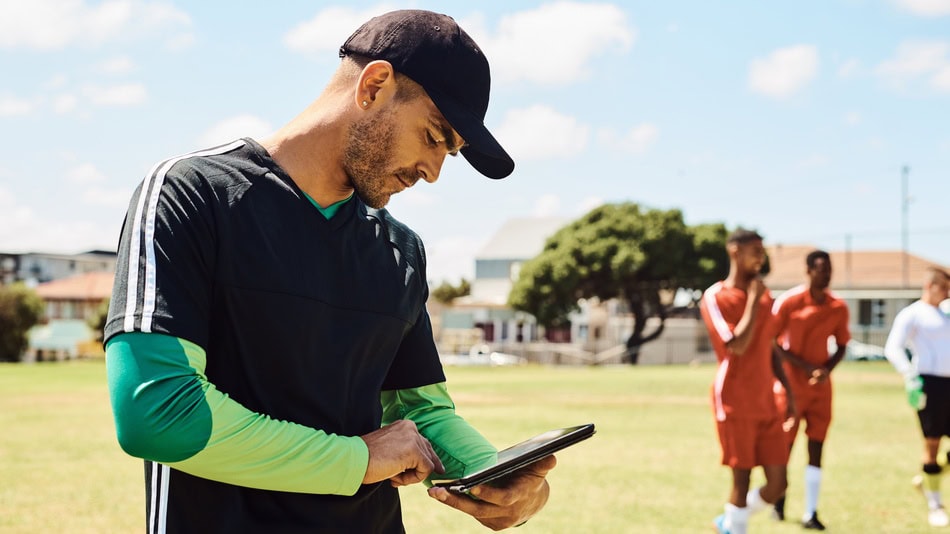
xmin=701 ymin=281 xmax=779 ymax=421
xmin=772 ymin=284 xmax=851 ymax=384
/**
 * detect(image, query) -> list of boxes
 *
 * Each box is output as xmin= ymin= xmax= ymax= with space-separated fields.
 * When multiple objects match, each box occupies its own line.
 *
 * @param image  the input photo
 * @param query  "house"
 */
xmin=436 ymin=217 xmax=569 ymax=352
xmin=765 ymin=244 xmax=947 ymax=347
xmin=25 ymin=271 xmax=114 ymax=361
xmin=0 ymin=250 xmax=116 ymax=286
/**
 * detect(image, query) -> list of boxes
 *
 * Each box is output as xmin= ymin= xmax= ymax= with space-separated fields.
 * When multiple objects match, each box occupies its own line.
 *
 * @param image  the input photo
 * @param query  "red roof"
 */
xmin=34 ymin=271 xmax=114 ymax=300
xmin=765 ymin=245 xmax=948 ymax=290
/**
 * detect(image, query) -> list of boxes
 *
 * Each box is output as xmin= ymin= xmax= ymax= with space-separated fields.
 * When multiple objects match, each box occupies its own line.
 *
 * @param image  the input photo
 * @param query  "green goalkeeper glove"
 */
xmin=905 ymin=375 xmax=927 ymax=410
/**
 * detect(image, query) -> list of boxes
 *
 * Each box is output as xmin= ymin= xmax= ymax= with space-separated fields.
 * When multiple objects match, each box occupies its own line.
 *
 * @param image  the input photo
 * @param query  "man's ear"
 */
xmin=355 ymin=60 xmax=396 ymax=109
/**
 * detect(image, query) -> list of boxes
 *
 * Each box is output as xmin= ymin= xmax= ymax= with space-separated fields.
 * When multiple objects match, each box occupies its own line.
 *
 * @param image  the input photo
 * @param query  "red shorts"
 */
xmin=773 ymin=379 xmax=832 ymax=443
xmin=716 ymin=415 xmax=788 ymax=469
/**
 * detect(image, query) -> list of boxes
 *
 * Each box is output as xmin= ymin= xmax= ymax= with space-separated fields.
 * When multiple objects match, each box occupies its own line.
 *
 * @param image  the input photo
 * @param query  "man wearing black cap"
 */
xmin=103 ymin=9 xmax=551 ymax=533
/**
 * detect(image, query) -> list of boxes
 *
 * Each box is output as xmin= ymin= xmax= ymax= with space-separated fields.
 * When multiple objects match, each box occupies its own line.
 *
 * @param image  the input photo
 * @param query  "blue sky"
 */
xmin=1 ymin=0 xmax=949 ymax=283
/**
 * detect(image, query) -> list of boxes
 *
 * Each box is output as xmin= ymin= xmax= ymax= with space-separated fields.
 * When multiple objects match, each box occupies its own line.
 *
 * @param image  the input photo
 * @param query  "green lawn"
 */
xmin=0 ymin=360 xmax=934 ymax=533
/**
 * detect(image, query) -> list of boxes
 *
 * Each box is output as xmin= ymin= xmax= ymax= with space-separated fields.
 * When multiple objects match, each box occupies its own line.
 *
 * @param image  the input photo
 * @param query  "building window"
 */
xmin=858 ymin=299 xmax=886 ymax=327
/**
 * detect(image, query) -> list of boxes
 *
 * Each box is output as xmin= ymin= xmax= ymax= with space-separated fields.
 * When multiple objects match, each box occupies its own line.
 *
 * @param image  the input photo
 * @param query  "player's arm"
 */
xmin=726 ymin=278 xmax=766 ymax=356
xmin=884 ymin=309 xmax=914 ymax=378
xmin=825 ymin=307 xmax=852 ymax=374
xmin=107 ymin=331 xmax=371 ymax=495
xmin=772 ymin=345 xmax=796 ymax=418
xmin=773 ymin=342 xmax=817 ymax=373
xmin=381 ymin=383 xmax=497 ymax=485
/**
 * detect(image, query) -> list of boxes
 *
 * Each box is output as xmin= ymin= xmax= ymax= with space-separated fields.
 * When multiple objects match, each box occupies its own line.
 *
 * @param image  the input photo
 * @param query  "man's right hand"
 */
xmin=905 ymin=375 xmax=927 ymax=410
xmin=360 ymin=419 xmax=445 ymax=487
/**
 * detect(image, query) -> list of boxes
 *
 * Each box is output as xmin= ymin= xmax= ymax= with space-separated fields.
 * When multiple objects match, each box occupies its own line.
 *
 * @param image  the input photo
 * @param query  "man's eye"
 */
xmin=425 ymin=131 xmax=439 ymax=147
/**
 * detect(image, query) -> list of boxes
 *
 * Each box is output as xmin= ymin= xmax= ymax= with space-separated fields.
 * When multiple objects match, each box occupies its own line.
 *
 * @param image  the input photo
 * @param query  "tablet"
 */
xmin=431 ymin=423 xmax=595 ymax=493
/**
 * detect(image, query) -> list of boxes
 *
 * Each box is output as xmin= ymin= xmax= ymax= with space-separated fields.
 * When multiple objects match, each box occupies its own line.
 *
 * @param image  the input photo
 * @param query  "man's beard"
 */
xmin=343 ymin=110 xmax=401 ymax=209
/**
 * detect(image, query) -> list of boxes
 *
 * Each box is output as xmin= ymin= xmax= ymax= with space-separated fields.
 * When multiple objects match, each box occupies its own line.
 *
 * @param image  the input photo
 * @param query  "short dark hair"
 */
xmin=727 ymin=228 xmax=764 ymax=245
xmin=806 ymin=249 xmax=830 ymax=269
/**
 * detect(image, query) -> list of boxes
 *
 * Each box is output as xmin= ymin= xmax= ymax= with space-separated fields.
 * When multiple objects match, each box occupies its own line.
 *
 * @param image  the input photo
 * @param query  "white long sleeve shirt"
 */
xmin=884 ymin=300 xmax=950 ymax=378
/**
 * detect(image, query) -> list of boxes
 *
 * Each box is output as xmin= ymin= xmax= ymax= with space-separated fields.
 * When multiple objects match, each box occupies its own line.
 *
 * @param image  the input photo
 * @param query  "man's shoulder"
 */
xmin=364 ymin=207 xmax=423 ymax=247
xmin=159 ymin=139 xmax=265 ymax=190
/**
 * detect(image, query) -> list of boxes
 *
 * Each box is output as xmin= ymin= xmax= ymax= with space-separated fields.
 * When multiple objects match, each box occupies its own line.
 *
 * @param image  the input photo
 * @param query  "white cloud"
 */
xmin=876 ymin=40 xmax=950 ymax=92
xmin=837 ymin=59 xmax=861 ymax=79
xmin=82 ymin=83 xmax=147 ymax=107
xmin=0 ymin=186 xmax=118 ymax=253
xmin=81 ymin=186 xmax=133 ymax=207
xmin=576 ymin=196 xmax=603 ymax=215
xmin=284 ymin=4 xmax=398 ymax=56
xmin=424 ymin=235 xmax=486 ymax=283
xmin=0 ymin=94 xmax=36 ymax=116
xmin=598 ymin=123 xmax=659 ymax=154
xmin=0 ymin=0 xmax=192 ymax=50
xmin=66 ymin=163 xmax=107 ymax=184
xmin=494 ymin=105 xmax=589 ymax=161
xmin=196 ymin=115 xmax=274 ymax=148
xmin=892 ymin=0 xmax=950 ymax=16
xmin=844 ymin=111 xmax=862 ymax=125
xmin=532 ymin=194 xmax=561 ymax=217
xmin=97 ymin=55 xmax=135 ymax=74
xmin=748 ymin=44 xmax=819 ymax=98
xmin=53 ymin=94 xmax=79 ymax=114
xmin=470 ymin=2 xmax=635 ymax=85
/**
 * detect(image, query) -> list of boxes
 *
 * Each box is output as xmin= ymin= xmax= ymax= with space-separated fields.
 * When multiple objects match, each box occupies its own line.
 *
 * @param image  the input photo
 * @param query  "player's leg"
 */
xmin=758 ymin=416 xmax=789 ymax=504
xmin=771 ymin=380 xmax=797 ymax=521
xmin=916 ymin=375 xmax=950 ymax=527
xmin=714 ymin=418 xmax=754 ymax=534
xmin=801 ymin=385 xmax=831 ymax=530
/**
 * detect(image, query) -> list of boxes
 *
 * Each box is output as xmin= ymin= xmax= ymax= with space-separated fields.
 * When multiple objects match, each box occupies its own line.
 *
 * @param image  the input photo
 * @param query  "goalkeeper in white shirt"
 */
xmin=884 ymin=266 xmax=950 ymax=528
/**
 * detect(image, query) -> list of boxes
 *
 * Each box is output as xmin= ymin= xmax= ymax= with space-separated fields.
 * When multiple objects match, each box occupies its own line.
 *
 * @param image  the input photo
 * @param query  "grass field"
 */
xmin=0 ymin=359 xmax=936 ymax=533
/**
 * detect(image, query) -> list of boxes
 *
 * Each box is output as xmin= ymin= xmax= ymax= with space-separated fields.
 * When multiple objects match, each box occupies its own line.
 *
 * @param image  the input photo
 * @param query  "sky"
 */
xmin=1 ymin=0 xmax=949 ymax=284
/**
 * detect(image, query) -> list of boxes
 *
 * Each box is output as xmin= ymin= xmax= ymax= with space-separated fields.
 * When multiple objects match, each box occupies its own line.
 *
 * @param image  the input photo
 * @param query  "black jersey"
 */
xmin=106 ymin=138 xmax=445 ymax=532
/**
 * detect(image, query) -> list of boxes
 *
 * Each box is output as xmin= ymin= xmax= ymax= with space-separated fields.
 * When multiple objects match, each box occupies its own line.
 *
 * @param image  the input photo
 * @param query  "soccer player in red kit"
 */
xmin=701 ymin=229 xmax=794 ymax=534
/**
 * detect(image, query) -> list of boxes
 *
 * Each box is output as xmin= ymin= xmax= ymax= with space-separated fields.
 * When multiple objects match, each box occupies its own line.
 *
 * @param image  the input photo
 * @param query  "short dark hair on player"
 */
xmin=806 ymin=249 xmax=830 ymax=269
xmin=727 ymin=228 xmax=764 ymax=245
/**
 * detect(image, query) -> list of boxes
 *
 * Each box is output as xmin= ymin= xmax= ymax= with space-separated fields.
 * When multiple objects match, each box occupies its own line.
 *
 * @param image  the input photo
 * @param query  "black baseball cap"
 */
xmin=340 ymin=9 xmax=514 ymax=179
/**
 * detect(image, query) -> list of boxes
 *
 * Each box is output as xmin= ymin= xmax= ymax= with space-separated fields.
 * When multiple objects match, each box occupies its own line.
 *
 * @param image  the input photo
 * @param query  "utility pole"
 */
xmin=902 ymin=165 xmax=910 ymax=288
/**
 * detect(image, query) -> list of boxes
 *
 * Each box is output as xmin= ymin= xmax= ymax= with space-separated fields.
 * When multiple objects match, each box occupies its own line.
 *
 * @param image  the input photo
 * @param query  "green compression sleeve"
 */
xmin=106 ymin=331 xmax=368 ymax=495
xmin=381 ymin=383 xmax=497 ymax=483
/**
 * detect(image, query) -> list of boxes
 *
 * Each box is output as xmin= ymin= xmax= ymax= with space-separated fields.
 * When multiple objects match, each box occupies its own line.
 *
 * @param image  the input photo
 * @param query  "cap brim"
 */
xmin=425 ymin=87 xmax=514 ymax=180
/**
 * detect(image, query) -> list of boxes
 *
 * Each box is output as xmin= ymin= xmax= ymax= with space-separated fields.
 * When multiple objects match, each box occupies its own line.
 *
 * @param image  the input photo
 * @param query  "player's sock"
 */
xmin=924 ymin=463 xmax=943 ymax=510
xmin=803 ymin=465 xmax=822 ymax=519
xmin=725 ymin=503 xmax=749 ymax=534
xmin=746 ymin=487 xmax=767 ymax=514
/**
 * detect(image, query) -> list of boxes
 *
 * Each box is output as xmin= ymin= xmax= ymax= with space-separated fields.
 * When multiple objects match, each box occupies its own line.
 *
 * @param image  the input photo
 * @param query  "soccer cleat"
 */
xmin=712 ymin=514 xmax=731 ymax=534
xmin=930 ymin=507 xmax=950 ymax=528
xmin=772 ymin=496 xmax=785 ymax=521
xmin=802 ymin=512 xmax=826 ymax=530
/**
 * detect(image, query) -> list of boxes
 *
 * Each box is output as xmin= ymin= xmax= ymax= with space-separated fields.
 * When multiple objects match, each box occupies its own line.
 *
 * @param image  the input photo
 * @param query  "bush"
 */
xmin=0 ymin=283 xmax=45 ymax=362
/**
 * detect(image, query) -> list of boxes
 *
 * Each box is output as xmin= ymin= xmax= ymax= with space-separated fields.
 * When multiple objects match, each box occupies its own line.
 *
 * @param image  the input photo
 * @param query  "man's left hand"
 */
xmin=427 ymin=454 xmax=556 ymax=531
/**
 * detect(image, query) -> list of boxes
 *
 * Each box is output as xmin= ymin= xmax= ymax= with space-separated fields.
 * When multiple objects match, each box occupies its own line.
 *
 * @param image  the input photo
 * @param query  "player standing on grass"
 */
xmin=700 ymin=229 xmax=795 ymax=534
xmin=884 ymin=266 xmax=950 ymax=528
xmin=770 ymin=250 xmax=850 ymax=530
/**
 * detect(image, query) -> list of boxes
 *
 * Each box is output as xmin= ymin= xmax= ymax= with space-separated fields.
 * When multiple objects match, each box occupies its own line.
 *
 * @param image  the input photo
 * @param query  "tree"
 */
xmin=431 ymin=278 xmax=471 ymax=305
xmin=508 ymin=203 xmax=728 ymax=364
xmin=88 ymin=299 xmax=110 ymax=343
xmin=0 ymin=283 xmax=45 ymax=362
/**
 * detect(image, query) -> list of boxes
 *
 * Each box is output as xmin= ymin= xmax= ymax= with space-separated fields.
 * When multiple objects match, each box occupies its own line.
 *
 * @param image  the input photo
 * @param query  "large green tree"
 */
xmin=508 ymin=203 xmax=728 ymax=363
xmin=0 ymin=283 xmax=45 ymax=362
xmin=431 ymin=278 xmax=471 ymax=305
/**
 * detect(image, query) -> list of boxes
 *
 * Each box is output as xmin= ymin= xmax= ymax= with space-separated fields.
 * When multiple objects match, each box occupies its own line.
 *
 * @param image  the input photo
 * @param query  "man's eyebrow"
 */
xmin=429 ymin=116 xmax=466 ymax=153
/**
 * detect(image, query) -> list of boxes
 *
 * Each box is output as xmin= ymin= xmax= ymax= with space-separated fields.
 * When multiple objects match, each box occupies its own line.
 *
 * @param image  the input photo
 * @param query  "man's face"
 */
xmin=808 ymin=257 xmax=832 ymax=291
xmin=928 ymin=273 xmax=950 ymax=301
xmin=343 ymin=91 xmax=464 ymax=209
xmin=732 ymin=239 xmax=766 ymax=279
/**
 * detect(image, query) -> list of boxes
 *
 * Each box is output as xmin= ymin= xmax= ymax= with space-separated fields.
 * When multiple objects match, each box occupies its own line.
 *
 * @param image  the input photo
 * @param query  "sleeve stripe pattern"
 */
xmin=771 ymin=283 xmax=805 ymax=314
xmin=702 ymin=282 xmax=733 ymax=343
xmin=122 ymin=140 xmax=246 ymax=333
xmin=147 ymin=461 xmax=170 ymax=534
